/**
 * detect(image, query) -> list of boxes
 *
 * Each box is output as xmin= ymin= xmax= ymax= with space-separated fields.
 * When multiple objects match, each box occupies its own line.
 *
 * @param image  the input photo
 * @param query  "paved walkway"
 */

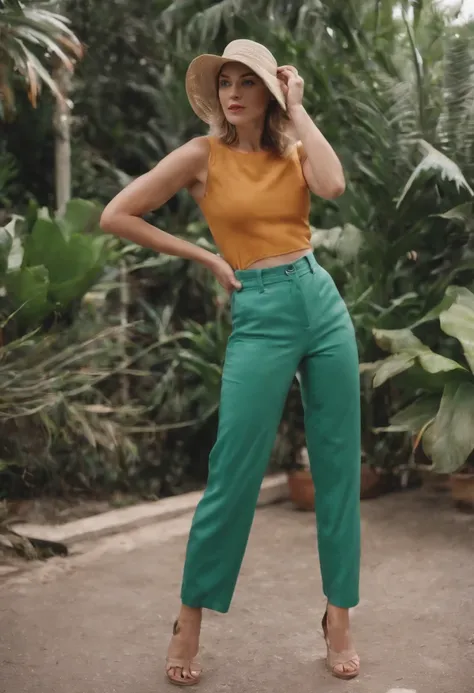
xmin=0 ymin=488 xmax=473 ymax=693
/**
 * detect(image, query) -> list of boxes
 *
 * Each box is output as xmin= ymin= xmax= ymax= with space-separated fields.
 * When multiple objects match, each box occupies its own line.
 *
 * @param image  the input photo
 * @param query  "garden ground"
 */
xmin=0 ymin=488 xmax=473 ymax=693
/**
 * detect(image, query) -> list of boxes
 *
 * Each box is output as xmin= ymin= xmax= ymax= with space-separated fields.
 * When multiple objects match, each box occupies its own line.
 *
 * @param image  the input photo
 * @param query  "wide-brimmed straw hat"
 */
xmin=185 ymin=39 xmax=286 ymax=124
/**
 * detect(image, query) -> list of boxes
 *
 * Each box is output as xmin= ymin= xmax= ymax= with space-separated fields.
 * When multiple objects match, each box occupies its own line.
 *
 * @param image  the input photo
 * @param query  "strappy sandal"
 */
xmin=165 ymin=620 xmax=202 ymax=687
xmin=322 ymin=610 xmax=360 ymax=680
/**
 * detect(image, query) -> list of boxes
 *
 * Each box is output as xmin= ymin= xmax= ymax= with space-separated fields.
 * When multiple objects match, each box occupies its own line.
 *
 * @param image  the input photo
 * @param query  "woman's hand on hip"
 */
xmin=277 ymin=65 xmax=304 ymax=114
xmin=210 ymin=255 xmax=242 ymax=293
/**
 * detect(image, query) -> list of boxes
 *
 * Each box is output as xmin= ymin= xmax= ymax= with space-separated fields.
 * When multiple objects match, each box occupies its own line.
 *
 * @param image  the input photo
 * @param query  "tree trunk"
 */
xmin=53 ymin=65 xmax=72 ymax=215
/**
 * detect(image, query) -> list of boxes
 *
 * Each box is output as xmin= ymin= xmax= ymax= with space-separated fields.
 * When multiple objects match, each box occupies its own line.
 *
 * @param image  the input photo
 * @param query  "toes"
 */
xmin=169 ymin=666 xmax=179 ymax=681
xmin=182 ymin=667 xmax=198 ymax=681
xmin=334 ymin=659 xmax=359 ymax=675
xmin=169 ymin=668 xmax=190 ymax=683
xmin=333 ymin=659 xmax=359 ymax=676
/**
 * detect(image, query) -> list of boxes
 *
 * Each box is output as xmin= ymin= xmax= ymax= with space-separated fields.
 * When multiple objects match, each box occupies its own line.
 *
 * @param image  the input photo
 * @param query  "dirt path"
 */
xmin=0 ymin=489 xmax=473 ymax=693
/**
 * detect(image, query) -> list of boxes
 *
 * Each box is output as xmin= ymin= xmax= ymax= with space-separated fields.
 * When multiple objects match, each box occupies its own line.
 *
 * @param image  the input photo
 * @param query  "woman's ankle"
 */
xmin=327 ymin=603 xmax=350 ymax=628
xmin=178 ymin=605 xmax=202 ymax=625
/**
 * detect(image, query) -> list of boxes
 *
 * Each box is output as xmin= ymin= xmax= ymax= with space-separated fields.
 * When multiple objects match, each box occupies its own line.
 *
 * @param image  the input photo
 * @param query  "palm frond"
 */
xmin=14 ymin=26 xmax=76 ymax=70
xmin=397 ymin=139 xmax=474 ymax=208
xmin=0 ymin=2 xmax=82 ymax=114
xmin=18 ymin=42 xmax=65 ymax=104
xmin=439 ymin=33 xmax=474 ymax=161
xmin=402 ymin=7 xmax=426 ymax=133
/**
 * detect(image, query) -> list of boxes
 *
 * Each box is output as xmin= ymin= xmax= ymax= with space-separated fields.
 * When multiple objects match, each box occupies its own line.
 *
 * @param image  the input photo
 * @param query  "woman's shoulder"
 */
xmin=180 ymin=135 xmax=211 ymax=160
xmin=166 ymin=136 xmax=211 ymax=175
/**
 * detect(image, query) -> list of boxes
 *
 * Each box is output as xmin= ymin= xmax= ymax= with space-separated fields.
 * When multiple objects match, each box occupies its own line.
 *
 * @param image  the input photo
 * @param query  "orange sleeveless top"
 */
xmin=199 ymin=136 xmax=311 ymax=270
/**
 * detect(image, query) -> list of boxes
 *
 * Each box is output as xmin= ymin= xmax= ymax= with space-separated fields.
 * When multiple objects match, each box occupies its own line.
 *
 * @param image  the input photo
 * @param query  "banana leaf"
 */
xmin=440 ymin=294 xmax=474 ymax=373
xmin=422 ymin=382 xmax=474 ymax=473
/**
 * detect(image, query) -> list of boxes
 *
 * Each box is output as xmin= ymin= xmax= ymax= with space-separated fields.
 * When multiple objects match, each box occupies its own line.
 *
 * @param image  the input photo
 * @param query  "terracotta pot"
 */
xmin=360 ymin=463 xmax=398 ymax=500
xmin=287 ymin=463 xmax=401 ymax=510
xmin=287 ymin=470 xmax=314 ymax=511
xmin=449 ymin=473 xmax=474 ymax=513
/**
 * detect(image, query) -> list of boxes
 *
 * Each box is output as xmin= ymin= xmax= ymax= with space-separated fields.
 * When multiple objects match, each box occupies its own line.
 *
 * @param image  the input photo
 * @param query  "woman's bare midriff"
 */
xmin=246 ymin=248 xmax=311 ymax=270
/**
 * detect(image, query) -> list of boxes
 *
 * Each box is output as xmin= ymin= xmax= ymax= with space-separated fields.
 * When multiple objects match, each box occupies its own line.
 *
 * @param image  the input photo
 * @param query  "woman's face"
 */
xmin=217 ymin=62 xmax=271 ymax=126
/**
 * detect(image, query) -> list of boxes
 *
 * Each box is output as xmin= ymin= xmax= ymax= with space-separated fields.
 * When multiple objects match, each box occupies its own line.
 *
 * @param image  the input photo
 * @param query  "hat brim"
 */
xmin=185 ymin=53 xmax=286 ymax=124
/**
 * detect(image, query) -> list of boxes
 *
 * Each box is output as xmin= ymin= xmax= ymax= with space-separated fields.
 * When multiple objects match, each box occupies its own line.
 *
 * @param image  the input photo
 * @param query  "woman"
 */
xmin=101 ymin=39 xmax=361 ymax=686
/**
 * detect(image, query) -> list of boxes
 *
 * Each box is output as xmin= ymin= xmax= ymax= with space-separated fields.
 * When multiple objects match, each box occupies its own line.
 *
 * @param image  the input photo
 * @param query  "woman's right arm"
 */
xmin=100 ymin=137 xmax=214 ymax=265
xmin=100 ymin=138 xmax=222 ymax=274
xmin=101 ymin=137 xmax=241 ymax=291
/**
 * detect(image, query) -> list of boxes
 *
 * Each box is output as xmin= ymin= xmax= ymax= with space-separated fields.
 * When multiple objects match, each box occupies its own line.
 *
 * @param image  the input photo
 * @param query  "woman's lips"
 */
xmin=228 ymin=105 xmax=244 ymax=112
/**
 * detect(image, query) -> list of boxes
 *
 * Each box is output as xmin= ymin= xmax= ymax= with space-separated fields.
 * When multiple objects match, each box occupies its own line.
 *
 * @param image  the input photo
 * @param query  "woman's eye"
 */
xmin=219 ymin=80 xmax=230 ymax=88
xmin=243 ymin=80 xmax=255 ymax=86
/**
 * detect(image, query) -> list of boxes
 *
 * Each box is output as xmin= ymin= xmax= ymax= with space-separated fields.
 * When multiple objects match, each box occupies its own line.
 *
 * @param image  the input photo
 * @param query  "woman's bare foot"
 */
xmin=166 ymin=606 xmax=202 ymax=685
xmin=324 ymin=604 xmax=359 ymax=678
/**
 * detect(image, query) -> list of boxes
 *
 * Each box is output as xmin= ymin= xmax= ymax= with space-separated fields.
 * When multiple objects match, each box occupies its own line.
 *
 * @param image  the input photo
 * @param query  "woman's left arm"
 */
xmin=278 ymin=66 xmax=345 ymax=200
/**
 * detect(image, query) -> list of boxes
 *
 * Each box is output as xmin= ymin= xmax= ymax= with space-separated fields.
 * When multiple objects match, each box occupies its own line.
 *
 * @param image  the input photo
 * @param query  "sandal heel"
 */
xmin=165 ymin=620 xmax=202 ymax=687
xmin=322 ymin=609 xmax=360 ymax=680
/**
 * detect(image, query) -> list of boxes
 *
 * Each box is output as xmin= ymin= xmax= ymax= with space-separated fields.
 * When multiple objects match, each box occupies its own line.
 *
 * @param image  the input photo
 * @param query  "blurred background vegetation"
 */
xmin=1 ymin=0 xmax=474 ymax=510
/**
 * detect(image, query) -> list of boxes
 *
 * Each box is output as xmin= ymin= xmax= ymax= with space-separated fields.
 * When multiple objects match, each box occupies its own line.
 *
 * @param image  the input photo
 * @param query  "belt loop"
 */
xmin=305 ymin=253 xmax=315 ymax=274
xmin=257 ymin=269 xmax=265 ymax=293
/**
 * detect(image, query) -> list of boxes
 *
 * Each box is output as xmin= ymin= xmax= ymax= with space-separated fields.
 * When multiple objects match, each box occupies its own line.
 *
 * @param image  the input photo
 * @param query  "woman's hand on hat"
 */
xmin=210 ymin=254 xmax=242 ymax=293
xmin=277 ymin=65 xmax=304 ymax=114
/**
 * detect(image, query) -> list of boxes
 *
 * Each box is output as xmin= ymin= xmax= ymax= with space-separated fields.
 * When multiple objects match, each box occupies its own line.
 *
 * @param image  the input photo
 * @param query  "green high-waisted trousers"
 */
xmin=181 ymin=253 xmax=361 ymax=613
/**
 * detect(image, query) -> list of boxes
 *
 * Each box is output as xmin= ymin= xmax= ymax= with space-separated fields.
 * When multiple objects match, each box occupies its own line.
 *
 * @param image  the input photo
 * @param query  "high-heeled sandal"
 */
xmin=165 ymin=620 xmax=203 ymax=687
xmin=322 ymin=610 xmax=360 ymax=680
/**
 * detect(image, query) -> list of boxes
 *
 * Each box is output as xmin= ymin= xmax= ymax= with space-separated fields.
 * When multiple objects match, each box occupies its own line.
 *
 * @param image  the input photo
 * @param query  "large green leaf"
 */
xmin=22 ymin=216 xmax=109 ymax=308
xmin=373 ymin=348 xmax=464 ymax=388
xmin=374 ymin=395 xmax=440 ymax=433
xmin=57 ymin=199 xmax=102 ymax=239
xmin=417 ymin=350 xmax=465 ymax=374
xmin=372 ymin=323 xmax=466 ymax=388
xmin=389 ymin=395 xmax=439 ymax=432
xmin=22 ymin=218 xmax=68 ymax=276
xmin=49 ymin=264 xmax=105 ymax=307
xmin=4 ymin=265 xmax=51 ymax=326
xmin=398 ymin=363 xmax=466 ymax=394
xmin=373 ymin=353 xmax=415 ymax=387
xmin=51 ymin=234 xmax=97 ymax=285
xmin=373 ymin=328 xmax=425 ymax=354
xmin=411 ymin=285 xmax=471 ymax=328
xmin=422 ymin=382 xmax=474 ymax=474
xmin=447 ymin=286 xmax=474 ymax=308
xmin=440 ymin=296 xmax=474 ymax=373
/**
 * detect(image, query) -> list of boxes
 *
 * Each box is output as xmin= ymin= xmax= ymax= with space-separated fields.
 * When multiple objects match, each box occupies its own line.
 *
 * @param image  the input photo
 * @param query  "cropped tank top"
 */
xmin=199 ymin=136 xmax=311 ymax=270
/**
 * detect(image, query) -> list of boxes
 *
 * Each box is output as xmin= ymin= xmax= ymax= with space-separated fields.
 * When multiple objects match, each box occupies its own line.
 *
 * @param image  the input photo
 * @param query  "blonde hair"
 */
xmin=209 ymin=99 xmax=294 ymax=157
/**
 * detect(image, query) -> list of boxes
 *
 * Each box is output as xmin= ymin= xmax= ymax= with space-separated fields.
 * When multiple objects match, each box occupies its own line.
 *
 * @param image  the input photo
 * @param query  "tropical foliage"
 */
xmin=1 ymin=0 xmax=474 ymax=502
xmin=0 ymin=0 xmax=82 ymax=119
xmin=368 ymin=286 xmax=474 ymax=474
xmin=0 ymin=198 xmax=113 ymax=333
